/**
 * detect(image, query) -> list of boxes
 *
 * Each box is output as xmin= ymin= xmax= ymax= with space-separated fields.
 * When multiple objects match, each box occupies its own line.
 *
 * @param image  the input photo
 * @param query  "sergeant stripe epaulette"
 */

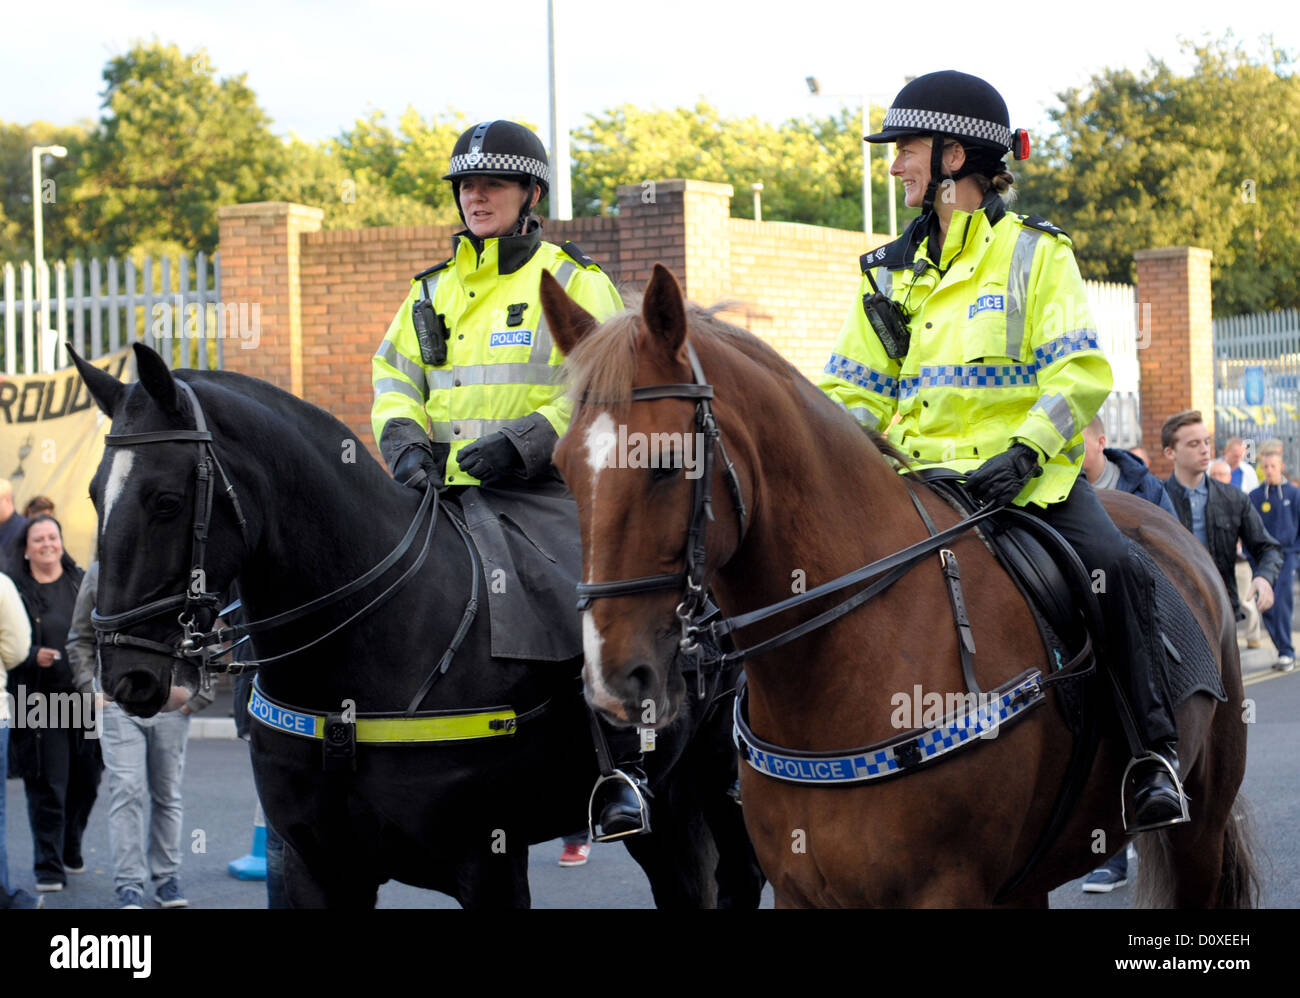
xmin=414 ymin=258 xmax=453 ymax=281
xmin=1019 ymin=215 xmax=1069 ymax=239
xmin=560 ymin=241 xmax=599 ymax=269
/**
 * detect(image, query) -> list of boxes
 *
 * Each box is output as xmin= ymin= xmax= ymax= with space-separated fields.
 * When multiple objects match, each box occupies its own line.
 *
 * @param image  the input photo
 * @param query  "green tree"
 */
xmin=1016 ymin=35 xmax=1300 ymax=315
xmin=570 ymin=101 xmax=912 ymax=233
xmin=0 ymin=120 xmax=92 ymax=264
xmin=71 ymin=41 xmax=282 ymax=256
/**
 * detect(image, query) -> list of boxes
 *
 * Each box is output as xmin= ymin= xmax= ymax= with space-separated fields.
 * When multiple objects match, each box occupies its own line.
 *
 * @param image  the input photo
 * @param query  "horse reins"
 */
xmin=91 ymin=379 xmax=447 ymax=686
xmin=571 ymin=340 xmax=1008 ymax=675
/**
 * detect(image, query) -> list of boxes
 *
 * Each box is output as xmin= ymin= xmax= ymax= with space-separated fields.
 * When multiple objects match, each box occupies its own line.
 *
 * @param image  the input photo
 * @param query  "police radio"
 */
xmin=412 ymin=296 xmax=450 ymax=367
xmin=861 ymin=269 xmax=911 ymax=360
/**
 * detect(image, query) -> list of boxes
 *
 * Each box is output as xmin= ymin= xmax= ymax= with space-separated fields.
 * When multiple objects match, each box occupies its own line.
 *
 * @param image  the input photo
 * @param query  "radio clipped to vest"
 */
xmin=412 ymin=278 xmax=450 ymax=366
xmin=861 ymin=269 xmax=911 ymax=360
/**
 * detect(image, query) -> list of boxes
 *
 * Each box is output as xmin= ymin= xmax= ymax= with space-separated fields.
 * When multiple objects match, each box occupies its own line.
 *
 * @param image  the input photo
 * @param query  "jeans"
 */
xmin=1262 ymin=552 xmax=1296 ymax=657
xmin=1 ymin=723 xmax=13 ymax=896
xmin=101 ymin=701 xmax=190 ymax=892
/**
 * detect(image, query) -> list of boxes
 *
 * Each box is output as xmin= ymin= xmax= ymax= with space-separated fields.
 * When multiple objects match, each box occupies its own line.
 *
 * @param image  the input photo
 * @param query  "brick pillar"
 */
xmin=615 ymin=179 xmax=733 ymax=299
xmin=216 ymin=202 xmax=324 ymax=397
xmin=1134 ymin=246 xmax=1214 ymax=480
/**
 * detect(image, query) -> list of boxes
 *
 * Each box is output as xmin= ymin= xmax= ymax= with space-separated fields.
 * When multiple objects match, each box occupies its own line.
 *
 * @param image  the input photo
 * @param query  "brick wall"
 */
xmin=217 ymin=195 xmax=1212 ymax=470
xmin=1134 ymin=246 xmax=1215 ymax=479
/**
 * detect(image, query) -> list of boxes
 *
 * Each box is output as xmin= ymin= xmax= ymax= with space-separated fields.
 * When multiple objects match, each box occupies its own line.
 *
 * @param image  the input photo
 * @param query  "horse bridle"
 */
xmin=91 ymin=378 xmax=440 ymax=687
xmin=573 ymin=341 xmax=747 ymax=679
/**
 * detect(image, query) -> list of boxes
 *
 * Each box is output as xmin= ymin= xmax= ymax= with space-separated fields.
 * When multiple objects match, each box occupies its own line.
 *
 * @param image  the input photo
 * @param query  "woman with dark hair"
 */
xmin=5 ymin=514 xmax=100 ymax=892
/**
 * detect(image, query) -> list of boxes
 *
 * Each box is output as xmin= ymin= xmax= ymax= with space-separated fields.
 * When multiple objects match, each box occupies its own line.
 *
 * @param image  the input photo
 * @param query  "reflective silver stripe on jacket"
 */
xmin=429 ymin=417 xmax=518 ymax=443
xmin=1030 ymin=392 xmax=1075 ymax=441
xmin=532 ymin=260 xmax=577 ymax=365
xmin=426 ymin=363 xmax=562 ymax=390
xmin=876 ymin=267 xmax=893 ymax=297
xmin=374 ymin=340 xmax=427 ymax=399
xmin=1004 ymin=228 xmax=1043 ymax=360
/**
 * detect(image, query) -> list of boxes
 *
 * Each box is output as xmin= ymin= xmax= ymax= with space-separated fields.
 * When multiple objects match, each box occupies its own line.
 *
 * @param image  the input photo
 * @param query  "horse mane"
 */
xmin=561 ymin=293 xmax=910 ymax=469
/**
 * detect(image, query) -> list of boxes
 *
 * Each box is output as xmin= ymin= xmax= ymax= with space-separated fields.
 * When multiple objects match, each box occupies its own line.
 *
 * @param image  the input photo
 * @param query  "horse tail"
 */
xmin=1133 ymin=794 xmax=1266 ymax=908
xmin=1215 ymin=794 xmax=1265 ymax=909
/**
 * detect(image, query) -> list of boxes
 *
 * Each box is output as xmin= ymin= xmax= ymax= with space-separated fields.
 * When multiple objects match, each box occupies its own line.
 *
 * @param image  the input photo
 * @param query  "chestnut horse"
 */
xmin=540 ymin=263 xmax=1260 ymax=908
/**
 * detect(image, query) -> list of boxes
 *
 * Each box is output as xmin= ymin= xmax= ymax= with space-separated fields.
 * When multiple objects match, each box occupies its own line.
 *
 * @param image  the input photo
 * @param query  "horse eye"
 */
xmin=154 ymin=494 xmax=184 ymax=516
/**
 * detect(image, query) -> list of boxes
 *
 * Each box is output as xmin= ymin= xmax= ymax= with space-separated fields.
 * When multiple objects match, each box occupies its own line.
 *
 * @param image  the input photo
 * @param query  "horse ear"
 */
xmin=69 ymin=345 xmax=126 ymax=418
xmin=642 ymin=263 xmax=687 ymax=357
xmin=539 ymin=269 xmax=599 ymax=356
xmin=133 ymin=341 xmax=180 ymax=414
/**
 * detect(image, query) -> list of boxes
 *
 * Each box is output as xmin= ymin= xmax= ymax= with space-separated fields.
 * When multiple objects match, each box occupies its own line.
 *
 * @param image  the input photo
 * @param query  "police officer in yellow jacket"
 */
xmin=372 ymin=120 xmax=650 ymax=840
xmin=819 ymin=72 xmax=1187 ymax=831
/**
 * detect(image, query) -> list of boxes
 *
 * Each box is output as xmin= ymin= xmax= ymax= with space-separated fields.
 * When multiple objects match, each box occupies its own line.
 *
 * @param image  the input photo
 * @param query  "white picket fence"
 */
xmin=2 ymin=252 xmax=224 ymax=374
xmin=1086 ymin=279 xmax=1142 ymax=449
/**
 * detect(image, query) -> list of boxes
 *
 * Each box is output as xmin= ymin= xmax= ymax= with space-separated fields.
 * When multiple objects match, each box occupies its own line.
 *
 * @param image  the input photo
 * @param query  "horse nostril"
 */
xmin=111 ymin=670 xmax=164 ymax=715
xmin=626 ymin=663 xmax=656 ymax=704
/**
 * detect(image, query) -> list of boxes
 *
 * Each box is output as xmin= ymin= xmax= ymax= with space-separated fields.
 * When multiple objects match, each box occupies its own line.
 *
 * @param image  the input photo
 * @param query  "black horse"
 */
xmin=73 ymin=343 xmax=762 ymax=908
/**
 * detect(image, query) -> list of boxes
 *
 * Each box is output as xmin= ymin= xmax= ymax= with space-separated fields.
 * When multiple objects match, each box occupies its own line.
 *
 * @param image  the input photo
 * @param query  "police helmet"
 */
xmin=444 ymin=120 xmax=551 ymax=198
xmin=865 ymin=71 xmax=1029 ymax=160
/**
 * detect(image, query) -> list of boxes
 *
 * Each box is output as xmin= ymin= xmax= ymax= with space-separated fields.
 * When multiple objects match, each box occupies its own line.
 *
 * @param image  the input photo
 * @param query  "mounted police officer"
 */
xmin=371 ymin=120 xmax=651 ymax=841
xmin=819 ymin=71 xmax=1188 ymax=832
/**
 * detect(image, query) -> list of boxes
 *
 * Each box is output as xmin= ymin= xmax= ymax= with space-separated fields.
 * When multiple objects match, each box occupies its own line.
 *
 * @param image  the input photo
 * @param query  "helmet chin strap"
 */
xmin=921 ymin=134 xmax=948 ymax=265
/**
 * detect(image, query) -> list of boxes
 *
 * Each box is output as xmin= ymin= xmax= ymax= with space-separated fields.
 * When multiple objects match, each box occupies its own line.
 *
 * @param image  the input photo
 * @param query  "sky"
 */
xmin=5 ymin=0 xmax=1298 ymax=149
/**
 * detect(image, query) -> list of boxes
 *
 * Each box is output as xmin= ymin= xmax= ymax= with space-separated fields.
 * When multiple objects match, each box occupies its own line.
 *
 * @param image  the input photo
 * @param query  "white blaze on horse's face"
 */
xmin=582 ymin=610 xmax=625 ymax=721
xmin=102 ymin=449 xmax=135 ymax=534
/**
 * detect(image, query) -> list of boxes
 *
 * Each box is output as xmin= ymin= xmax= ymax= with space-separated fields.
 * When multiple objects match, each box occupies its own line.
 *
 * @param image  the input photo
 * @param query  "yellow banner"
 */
xmin=0 ymin=349 xmax=132 ymax=568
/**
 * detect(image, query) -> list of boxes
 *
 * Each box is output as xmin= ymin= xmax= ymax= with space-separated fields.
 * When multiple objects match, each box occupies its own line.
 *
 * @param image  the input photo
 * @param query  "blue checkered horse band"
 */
xmin=733 ymin=672 xmax=1045 ymax=786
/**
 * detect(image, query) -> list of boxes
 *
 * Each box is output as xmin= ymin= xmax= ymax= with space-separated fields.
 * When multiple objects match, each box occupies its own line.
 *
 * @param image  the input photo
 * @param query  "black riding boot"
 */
xmin=587 ymin=715 xmax=651 ymax=842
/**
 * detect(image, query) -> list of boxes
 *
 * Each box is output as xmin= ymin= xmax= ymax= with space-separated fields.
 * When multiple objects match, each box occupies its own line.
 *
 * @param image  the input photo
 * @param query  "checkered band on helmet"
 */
xmin=446 ymin=151 xmax=551 ymax=185
xmin=881 ymin=107 xmax=1012 ymax=150
xmin=444 ymin=120 xmax=551 ymax=196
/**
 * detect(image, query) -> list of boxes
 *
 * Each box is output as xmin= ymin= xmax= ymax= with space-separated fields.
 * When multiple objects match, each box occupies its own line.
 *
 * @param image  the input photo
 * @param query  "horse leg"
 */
xmin=282 ymin=837 xmax=378 ymax=909
xmin=702 ymin=791 xmax=765 ymax=909
xmin=623 ymin=794 xmax=718 ymax=908
xmin=454 ymin=846 xmax=532 ymax=909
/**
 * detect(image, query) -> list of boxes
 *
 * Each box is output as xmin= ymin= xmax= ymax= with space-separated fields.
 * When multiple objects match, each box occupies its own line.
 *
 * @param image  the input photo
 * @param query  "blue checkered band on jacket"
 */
xmin=448 ymin=152 xmax=551 ymax=184
xmin=1034 ymin=328 xmax=1099 ymax=370
xmin=735 ymin=673 xmax=1043 ymax=785
xmin=825 ymin=352 xmax=898 ymax=397
xmin=883 ymin=107 xmax=1012 ymax=149
xmin=890 ymin=329 xmax=1100 ymax=400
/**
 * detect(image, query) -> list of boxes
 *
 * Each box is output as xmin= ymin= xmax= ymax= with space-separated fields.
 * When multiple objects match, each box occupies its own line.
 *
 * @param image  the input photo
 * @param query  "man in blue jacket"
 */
xmin=1249 ymin=448 xmax=1299 ymax=672
xmin=1082 ymin=417 xmax=1177 ymax=517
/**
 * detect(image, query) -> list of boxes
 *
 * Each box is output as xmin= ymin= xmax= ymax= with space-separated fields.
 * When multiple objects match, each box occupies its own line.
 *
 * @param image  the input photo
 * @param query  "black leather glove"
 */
xmin=393 ymin=446 xmax=440 ymax=491
xmin=457 ymin=432 xmax=524 ymax=483
xmin=965 ymin=442 xmax=1043 ymax=508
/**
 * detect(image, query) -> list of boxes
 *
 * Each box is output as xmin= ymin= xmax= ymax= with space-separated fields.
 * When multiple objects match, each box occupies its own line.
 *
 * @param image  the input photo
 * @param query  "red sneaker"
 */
xmin=558 ymin=842 xmax=591 ymax=867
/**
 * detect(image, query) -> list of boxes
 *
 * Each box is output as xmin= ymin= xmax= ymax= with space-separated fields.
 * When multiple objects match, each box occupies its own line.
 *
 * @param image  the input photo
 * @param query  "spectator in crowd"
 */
xmin=1081 ymin=416 xmax=1176 ymax=517
xmin=1248 ymin=444 xmax=1299 ymax=672
xmin=1161 ymin=411 xmax=1281 ymax=632
xmin=1129 ymin=446 xmax=1151 ymax=468
xmin=1209 ymin=460 xmax=1265 ymax=647
xmin=66 ymin=561 xmax=214 ymax=908
xmin=1209 ymin=460 xmax=1232 ymax=484
xmin=1223 ymin=437 xmax=1259 ymax=493
xmin=0 ymin=568 xmax=36 ymax=909
xmin=22 ymin=496 xmax=55 ymax=519
xmin=6 ymin=515 xmax=99 ymax=893
xmin=0 ymin=479 xmax=28 ymax=558
xmin=1079 ymin=415 xmax=1177 ymax=892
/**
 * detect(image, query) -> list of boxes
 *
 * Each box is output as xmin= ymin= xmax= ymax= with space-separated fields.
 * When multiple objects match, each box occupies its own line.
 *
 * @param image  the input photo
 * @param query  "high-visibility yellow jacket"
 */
xmin=818 ymin=196 xmax=1112 ymax=507
xmin=372 ymin=227 xmax=624 ymax=486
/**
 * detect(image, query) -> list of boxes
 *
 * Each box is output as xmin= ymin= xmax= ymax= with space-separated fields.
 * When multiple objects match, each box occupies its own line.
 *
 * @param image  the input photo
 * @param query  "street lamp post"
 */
xmin=547 ymin=0 xmax=573 ymax=220
xmin=752 ymin=182 xmax=763 ymax=223
xmin=31 ymin=144 xmax=67 ymax=369
xmin=806 ymin=78 xmax=896 ymax=240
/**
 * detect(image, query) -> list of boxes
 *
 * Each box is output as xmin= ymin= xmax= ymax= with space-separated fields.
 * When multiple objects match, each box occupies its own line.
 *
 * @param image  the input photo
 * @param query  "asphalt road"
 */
xmin=6 ymin=639 xmax=1296 ymax=910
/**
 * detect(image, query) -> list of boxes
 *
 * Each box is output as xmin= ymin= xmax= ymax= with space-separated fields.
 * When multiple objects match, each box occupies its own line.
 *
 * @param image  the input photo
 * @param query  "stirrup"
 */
xmin=588 ymin=769 xmax=651 ymax=842
xmin=1120 ymin=751 xmax=1191 ymax=834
